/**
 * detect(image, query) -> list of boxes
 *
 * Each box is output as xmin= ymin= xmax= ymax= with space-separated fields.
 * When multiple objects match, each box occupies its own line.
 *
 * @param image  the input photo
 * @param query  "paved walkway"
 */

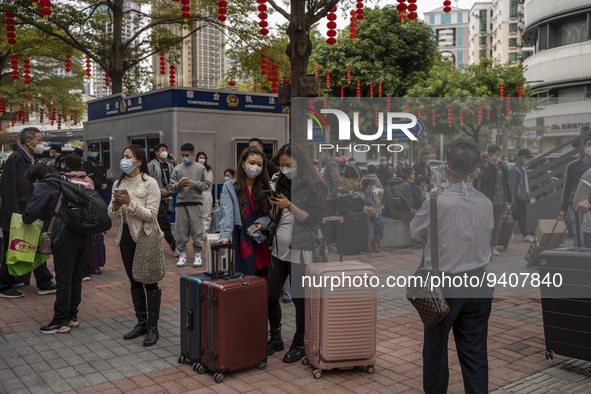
xmin=1 ymin=231 xmax=590 ymax=393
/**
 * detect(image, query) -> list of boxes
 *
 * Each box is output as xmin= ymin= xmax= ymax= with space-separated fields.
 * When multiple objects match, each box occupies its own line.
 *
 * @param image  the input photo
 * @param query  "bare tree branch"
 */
xmin=267 ymin=0 xmax=291 ymax=22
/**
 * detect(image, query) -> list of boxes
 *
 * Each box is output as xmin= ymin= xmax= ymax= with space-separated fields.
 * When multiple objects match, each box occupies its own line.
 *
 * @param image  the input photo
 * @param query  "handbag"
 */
xmin=406 ymin=194 xmax=450 ymax=328
xmin=132 ymin=216 xmax=165 ymax=284
xmin=39 ymin=193 xmax=63 ymax=255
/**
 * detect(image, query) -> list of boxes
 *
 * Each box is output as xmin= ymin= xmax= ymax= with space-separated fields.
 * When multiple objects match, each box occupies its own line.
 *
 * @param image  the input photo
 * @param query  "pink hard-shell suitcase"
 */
xmin=302 ymin=261 xmax=377 ymax=379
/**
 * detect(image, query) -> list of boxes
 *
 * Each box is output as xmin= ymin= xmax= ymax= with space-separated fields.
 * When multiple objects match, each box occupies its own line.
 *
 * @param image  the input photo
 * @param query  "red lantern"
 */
xmin=65 ymin=52 xmax=71 ymax=73
xmin=378 ymin=82 xmax=383 ymax=97
xmin=159 ymin=52 xmax=166 ymax=75
xmin=431 ymin=110 xmax=437 ymax=126
xmin=326 ymin=6 xmax=337 ymax=46
xmin=459 ymin=109 xmax=465 ymax=125
xmin=477 ymin=104 xmax=483 ymax=124
xmin=397 ymin=0 xmax=407 ymax=22
xmin=505 ymin=97 xmax=511 ymax=117
xmin=325 ymin=72 xmax=331 ymax=88
xmin=417 ymin=107 xmax=423 ymax=120
xmin=324 ymin=98 xmax=329 ymax=110
xmin=356 ymin=80 xmax=361 ymax=97
xmin=23 ymin=58 xmax=31 ymax=85
xmin=406 ymin=102 xmax=411 ymax=113
xmin=314 ymin=66 xmax=319 ymax=78
xmin=447 ymin=105 xmax=453 ymax=126
xmin=39 ymin=108 xmax=44 ymax=123
xmin=340 ymin=85 xmax=345 ymax=98
xmin=374 ymin=108 xmax=379 ymax=127
xmin=218 ymin=0 xmax=227 ymax=22
xmin=229 ymin=81 xmax=236 ymax=86
xmin=349 ymin=10 xmax=358 ymax=40
xmin=499 ymin=83 xmax=505 ymax=98
xmin=356 ymin=0 xmax=365 ymax=20
xmin=85 ymin=56 xmax=92 ymax=77
xmin=407 ymin=0 xmax=418 ymax=20
xmin=5 ymin=13 xmax=16 ymax=46
xmin=259 ymin=0 xmax=269 ymax=36
xmin=369 ymin=83 xmax=374 ymax=97
xmin=39 ymin=0 xmax=52 ymax=18
xmin=347 ymin=68 xmax=351 ymax=84
xmin=386 ymin=97 xmax=391 ymax=112
xmin=10 ymin=54 xmax=18 ymax=82
xmin=443 ymin=0 xmax=451 ymax=13
xmin=104 ymin=74 xmax=110 ymax=87
xmin=517 ymin=83 xmax=523 ymax=99
xmin=169 ymin=65 xmax=176 ymax=86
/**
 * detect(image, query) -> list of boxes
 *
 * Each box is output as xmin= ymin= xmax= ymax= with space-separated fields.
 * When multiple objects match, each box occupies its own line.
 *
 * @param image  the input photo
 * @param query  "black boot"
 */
xmin=143 ymin=288 xmax=161 ymax=347
xmin=282 ymin=333 xmax=305 ymax=363
xmin=124 ymin=288 xmax=147 ymax=340
xmin=267 ymin=326 xmax=284 ymax=356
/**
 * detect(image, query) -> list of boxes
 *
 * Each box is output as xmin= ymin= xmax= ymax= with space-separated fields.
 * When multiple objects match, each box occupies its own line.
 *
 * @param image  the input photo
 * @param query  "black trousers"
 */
xmin=423 ymin=296 xmax=492 ymax=394
xmin=119 ymin=225 xmax=159 ymax=291
xmin=267 ymin=255 xmax=305 ymax=336
xmin=52 ymin=231 xmax=89 ymax=324
xmin=513 ymin=199 xmax=528 ymax=237
xmin=158 ymin=200 xmax=176 ymax=251
xmin=0 ymin=228 xmax=54 ymax=291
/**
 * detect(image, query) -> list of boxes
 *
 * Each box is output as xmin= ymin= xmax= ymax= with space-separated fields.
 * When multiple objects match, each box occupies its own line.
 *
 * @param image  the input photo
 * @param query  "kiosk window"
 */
xmin=88 ymin=140 xmax=111 ymax=171
xmin=129 ymin=136 xmax=160 ymax=162
xmin=235 ymin=140 xmax=276 ymax=165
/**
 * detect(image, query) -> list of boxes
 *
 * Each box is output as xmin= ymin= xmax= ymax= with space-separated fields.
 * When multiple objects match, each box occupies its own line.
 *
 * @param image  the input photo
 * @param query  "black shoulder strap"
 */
xmin=430 ymin=194 xmax=440 ymax=274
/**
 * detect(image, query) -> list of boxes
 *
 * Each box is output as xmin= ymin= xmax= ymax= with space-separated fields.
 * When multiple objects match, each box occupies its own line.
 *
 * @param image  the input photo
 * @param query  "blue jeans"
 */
xmin=567 ymin=206 xmax=584 ymax=247
xmin=367 ymin=214 xmax=385 ymax=242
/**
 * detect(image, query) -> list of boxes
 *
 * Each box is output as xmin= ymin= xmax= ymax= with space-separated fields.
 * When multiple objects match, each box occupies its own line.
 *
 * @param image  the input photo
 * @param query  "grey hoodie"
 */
xmin=169 ymin=161 xmax=211 ymax=204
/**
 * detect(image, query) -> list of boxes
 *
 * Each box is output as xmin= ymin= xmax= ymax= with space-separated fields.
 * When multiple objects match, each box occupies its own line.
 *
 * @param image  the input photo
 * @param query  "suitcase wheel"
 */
xmin=545 ymin=350 xmax=554 ymax=360
xmin=193 ymin=362 xmax=206 ymax=374
xmin=257 ymin=361 xmax=267 ymax=370
xmin=214 ymin=372 xmax=224 ymax=383
xmin=301 ymin=357 xmax=309 ymax=366
xmin=366 ymin=365 xmax=375 ymax=374
xmin=177 ymin=355 xmax=187 ymax=364
xmin=313 ymin=369 xmax=322 ymax=379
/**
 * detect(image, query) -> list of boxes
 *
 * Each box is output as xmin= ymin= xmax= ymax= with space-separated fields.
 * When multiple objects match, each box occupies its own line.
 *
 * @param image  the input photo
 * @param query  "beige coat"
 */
xmin=108 ymin=174 xmax=162 ymax=245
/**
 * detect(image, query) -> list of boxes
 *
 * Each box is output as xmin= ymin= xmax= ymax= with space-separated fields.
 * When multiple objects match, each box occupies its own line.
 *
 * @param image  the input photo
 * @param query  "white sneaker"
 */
xmin=492 ymin=248 xmax=501 ymax=256
xmin=176 ymin=252 xmax=187 ymax=267
xmin=193 ymin=253 xmax=202 ymax=267
xmin=523 ymin=235 xmax=535 ymax=243
xmin=82 ymin=277 xmax=91 ymax=282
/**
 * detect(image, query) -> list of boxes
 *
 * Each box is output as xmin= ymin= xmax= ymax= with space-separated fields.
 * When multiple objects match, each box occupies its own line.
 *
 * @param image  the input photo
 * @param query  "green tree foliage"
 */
xmin=313 ymin=6 xmax=439 ymax=98
xmin=0 ymin=26 xmax=85 ymax=140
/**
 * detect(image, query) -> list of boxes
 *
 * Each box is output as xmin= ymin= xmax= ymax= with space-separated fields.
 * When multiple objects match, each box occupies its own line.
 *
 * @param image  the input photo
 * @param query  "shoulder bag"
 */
xmin=132 ymin=216 xmax=165 ymax=284
xmin=39 ymin=193 xmax=63 ymax=255
xmin=406 ymin=194 xmax=450 ymax=328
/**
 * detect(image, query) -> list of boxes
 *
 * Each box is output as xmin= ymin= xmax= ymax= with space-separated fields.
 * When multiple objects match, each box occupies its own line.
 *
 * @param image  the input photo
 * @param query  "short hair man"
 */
xmin=169 ymin=143 xmax=211 ymax=268
xmin=0 ymin=128 xmax=56 ymax=298
xmin=509 ymin=149 xmax=534 ymax=242
xmin=248 ymin=138 xmax=277 ymax=178
xmin=476 ymin=145 xmax=510 ymax=256
xmin=50 ymin=144 xmax=66 ymax=174
xmin=83 ymin=143 xmax=107 ymax=192
xmin=411 ymin=138 xmax=493 ymax=394
xmin=412 ymin=151 xmax=433 ymax=180
xmin=148 ymin=143 xmax=178 ymax=255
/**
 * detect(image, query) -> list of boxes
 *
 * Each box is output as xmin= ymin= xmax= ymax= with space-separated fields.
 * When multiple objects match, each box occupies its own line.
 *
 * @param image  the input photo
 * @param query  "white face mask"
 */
xmin=159 ymin=151 xmax=168 ymax=160
xmin=224 ymin=176 xmax=230 ymax=181
xmin=198 ymin=158 xmax=206 ymax=165
xmin=280 ymin=166 xmax=297 ymax=180
xmin=585 ymin=147 xmax=591 ymax=157
xmin=29 ymin=141 xmax=44 ymax=155
xmin=244 ymin=164 xmax=262 ymax=179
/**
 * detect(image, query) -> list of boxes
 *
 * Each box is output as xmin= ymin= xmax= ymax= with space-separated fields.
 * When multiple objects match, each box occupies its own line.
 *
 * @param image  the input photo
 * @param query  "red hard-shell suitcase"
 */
xmin=302 ymin=261 xmax=378 ymax=379
xmin=194 ymin=243 xmax=268 ymax=383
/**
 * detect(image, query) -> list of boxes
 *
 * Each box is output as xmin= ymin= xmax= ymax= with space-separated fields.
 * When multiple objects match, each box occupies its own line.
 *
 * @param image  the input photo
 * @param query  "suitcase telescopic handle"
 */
xmin=211 ymin=241 xmax=236 ymax=278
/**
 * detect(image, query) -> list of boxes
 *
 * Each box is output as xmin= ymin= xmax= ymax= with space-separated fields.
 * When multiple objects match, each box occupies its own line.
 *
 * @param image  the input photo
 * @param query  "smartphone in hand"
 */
xmin=263 ymin=189 xmax=279 ymax=198
xmin=246 ymin=224 xmax=266 ymax=244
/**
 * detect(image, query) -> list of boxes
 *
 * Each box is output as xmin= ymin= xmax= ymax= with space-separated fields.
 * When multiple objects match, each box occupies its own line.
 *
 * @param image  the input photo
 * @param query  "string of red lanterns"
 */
xmin=517 ymin=83 xmax=523 ymax=99
xmin=39 ymin=107 xmax=44 ymax=123
xmin=169 ymin=64 xmax=176 ymax=86
xmin=326 ymin=6 xmax=337 ymax=46
xmin=477 ymin=104 xmax=483 ymax=124
xmin=378 ymin=82 xmax=383 ymax=97
xmin=260 ymin=51 xmax=267 ymax=76
xmin=23 ymin=58 xmax=31 ymax=85
xmin=386 ymin=97 xmax=391 ymax=112
xmin=350 ymin=10 xmax=358 ymax=39
xmin=104 ymin=73 xmax=110 ymax=87
xmin=447 ymin=105 xmax=453 ymax=126
xmin=346 ymin=68 xmax=351 ymax=84
xmin=65 ymin=52 xmax=71 ymax=73
xmin=443 ymin=0 xmax=452 ymax=13
xmin=486 ymin=101 xmax=491 ymax=120
xmin=459 ymin=109 xmax=465 ymax=125
xmin=10 ymin=54 xmax=18 ymax=82
xmin=406 ymin=102 xmax=411 ymax=113
xmin=314 ymin=66 xmax=319 ymax=78
xmin=505 ymin=97 xmax=511 ymax=117
xmin=431 ymin=110 xmax=437 ymax=126
xmin=499 ymin=83 xmax=505 ymax=98
xmin=258 ymin=0 xmax=269 ymax=36
xmin=340 ymin=85 xmax=345 ymax=98
xmin=407 ymin=0 xmax=418 ymax=21
xmin=6 ymin=12 xmax=16 ymax=46
xmin=325 ymin=72 xmax=331 ymax=88
xmin=417 ymin=107 xmax=423 ymax=120
xmin=356 ymin=0 xmax=364 ymax=20
xmin=180 ymin=0 xmax=191 ymax=23
xmin=39 ymin=0 xmax=52 ymax=18
xmin=356 ymin=80 xmax=361 ymax=97
xmin=218 ymin=0 xmax=227 ymax=22
xmin=85 ymin=56 xmax=92 ymax=77
xmin=159 ymin=52 xmax=166 ymax=75
xmin=369 ymin=83 xmax=374 ymax=97
xmin=397 ymin=0 xmax=407 ymax=22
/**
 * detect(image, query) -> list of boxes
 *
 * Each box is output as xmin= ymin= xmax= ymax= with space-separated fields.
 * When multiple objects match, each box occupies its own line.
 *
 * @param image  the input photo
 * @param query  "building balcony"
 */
xmin=523 ymin=42 xmax=591 ymax=89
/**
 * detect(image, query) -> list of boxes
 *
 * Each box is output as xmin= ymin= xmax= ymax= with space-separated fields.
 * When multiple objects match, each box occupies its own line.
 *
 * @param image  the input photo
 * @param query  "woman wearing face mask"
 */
xmin=108 ymin=146 xmax=163 ymax=347
xmin=264 ymin=143 xmax=328 ymax=363
xmin=196 ymin=152 xmax=213 ymax=234
xmin=218 ymin=147 xmax=272 ymax=277
xmin=223 ymin=168 xmax=235 ymax=181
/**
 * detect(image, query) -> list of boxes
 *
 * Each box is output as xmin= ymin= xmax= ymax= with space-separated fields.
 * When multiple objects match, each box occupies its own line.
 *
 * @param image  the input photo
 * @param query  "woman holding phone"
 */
xmin=217 ymin=147 xmax=272 ymax=276
xmin=108 ymin=146 xmax=163 ymax=347
xmin=265 ymin=143 xmax=327 ymax=363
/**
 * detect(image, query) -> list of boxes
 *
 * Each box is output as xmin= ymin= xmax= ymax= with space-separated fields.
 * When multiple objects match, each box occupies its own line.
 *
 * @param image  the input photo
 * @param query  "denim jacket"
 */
xmin=218 ymin=179 xmax=271 ymax=241
xmin=508 ymin=163 xmax=528 ymax=202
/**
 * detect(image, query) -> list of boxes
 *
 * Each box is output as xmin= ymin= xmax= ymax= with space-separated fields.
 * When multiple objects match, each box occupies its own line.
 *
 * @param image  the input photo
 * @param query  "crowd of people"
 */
xmin=5 ymin=126 xmax=591 ymax=392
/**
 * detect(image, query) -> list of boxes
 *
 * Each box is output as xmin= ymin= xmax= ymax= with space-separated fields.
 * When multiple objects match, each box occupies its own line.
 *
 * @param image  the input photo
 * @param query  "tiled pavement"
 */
xmin=1 ymin=230 xmax=590 ymax=393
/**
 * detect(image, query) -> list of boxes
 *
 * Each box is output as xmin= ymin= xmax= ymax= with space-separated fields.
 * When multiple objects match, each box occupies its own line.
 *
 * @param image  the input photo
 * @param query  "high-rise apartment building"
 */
xmin=467 ymin=0 xmax=533 ymax=65
xmin=153 ymin=13 xmax=226 ymax=89
xmin=522 ymin=0 xmax=591 ymax=152
xmin=424 ymin=7 xmax=470 ymax=69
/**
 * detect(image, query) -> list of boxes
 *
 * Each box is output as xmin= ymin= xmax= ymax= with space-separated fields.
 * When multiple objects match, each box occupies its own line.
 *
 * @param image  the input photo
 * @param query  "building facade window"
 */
xmin=479 ymin=10 xmax=487 ymax=32
xmin=441 ymin=13 xmax=451 ymax=24
xmin=558 ymin=17 xmax=587 ymax=46
xmin=509 ymin=38 xmax=518 ymax=48
xmin=429 ymin=14 xmax=435 ymax=25
xmin=479 ymin=49 xmax=487 ymax=58
xmin=508 ymin=52 xmax=517 ymax=62
xmin=509 ymin=23 xmax=518 ymax=33
xmin=509 ymin=0 xmax=518 ymax=19
xmin=557 ymin=86 xmax=585 ymax=104
xmin=479 ymin=36 xmax=487 ymax=46
xmin=457 ymin=12 xmax=463 ymax=23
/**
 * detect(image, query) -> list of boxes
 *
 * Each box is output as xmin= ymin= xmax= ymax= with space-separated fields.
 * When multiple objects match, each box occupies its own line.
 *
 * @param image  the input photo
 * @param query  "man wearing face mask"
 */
xmin=50 ymin=144 xmax=66 ymax=174
xmin=412 ymin=151 xmax=433 ymax=181
xmin=509 ymin=149 xmax=534 ymax=242
xmin=249 ymin=137 xmax=278 ymax=178
xmin=0 ymin=128 xmax=56 ymax=298
xmin=83 ymin=144 xmax=108 ymax=193
xmin=476 ymin=145 xmax=510 ymax=256
xmin=168 ymin=143 xmax=211 ymax=267
xmin=148 ymin=143 xmax=178 ymax=255
xmin=411 ymin=139 xmax=493 ymax=394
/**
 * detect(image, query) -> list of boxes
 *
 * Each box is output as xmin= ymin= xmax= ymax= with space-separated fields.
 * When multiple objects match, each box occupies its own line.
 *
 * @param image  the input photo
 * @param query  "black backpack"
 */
xmin=47 ymin=178 xmax=112 ymax=235
xmin=383 ymin=179 xmax=414 ymax=219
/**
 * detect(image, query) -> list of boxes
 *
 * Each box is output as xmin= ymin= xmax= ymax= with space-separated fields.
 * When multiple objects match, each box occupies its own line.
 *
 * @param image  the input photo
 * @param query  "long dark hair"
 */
xmin=116 ymin=145 xmax=150 ymax=186
xmin=196 ymin=151 xmax=212 ymax=172
xmin=235 ymin=147 xmax=270 ymax=219
xmin=273 ymin=143 xmax=327 ymax=204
